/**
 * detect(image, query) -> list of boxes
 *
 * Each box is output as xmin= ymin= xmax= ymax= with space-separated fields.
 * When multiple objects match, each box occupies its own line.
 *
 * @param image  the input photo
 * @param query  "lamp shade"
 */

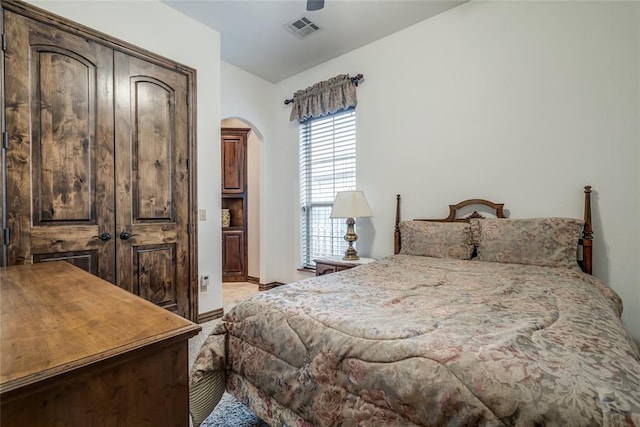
xmin=330 ymin=191 xmax=373 ymax=219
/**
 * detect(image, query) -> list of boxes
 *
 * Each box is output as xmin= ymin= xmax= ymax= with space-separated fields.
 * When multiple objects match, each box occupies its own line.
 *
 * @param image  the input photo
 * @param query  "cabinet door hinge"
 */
xmin=2 ymin=131 xmax=8 ymax=149
xmin=187 ymin=222 xmax=192 ymax=235
xmin=3 ymin=229 xmax=9 ymax=246
xmin=1 ymin=33 xmax=6 ymax=52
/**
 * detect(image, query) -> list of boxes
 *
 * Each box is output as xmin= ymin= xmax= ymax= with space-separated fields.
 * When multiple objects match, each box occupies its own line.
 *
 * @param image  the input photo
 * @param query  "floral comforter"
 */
xmin=191 ymin=255 xmax=640 ymax=426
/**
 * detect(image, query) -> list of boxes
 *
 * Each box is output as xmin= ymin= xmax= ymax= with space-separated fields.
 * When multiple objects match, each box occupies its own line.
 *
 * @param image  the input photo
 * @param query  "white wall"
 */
xmin=27 ymin=0 xmax=224 ymax=315
xmin=269 ymin=1 xmax=640 ymax=341
xmin=246 ymin=129 xmax=262 ymax=280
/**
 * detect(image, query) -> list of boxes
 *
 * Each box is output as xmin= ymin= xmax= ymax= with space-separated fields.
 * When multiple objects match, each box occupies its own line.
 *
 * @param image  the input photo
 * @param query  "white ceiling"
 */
xmin=163 ymin=0 xmax=467 ymax=83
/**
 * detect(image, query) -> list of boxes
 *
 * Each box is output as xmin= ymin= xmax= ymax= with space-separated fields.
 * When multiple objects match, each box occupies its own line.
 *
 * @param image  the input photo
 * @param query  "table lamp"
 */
xmin=330 ymin=190 xmax=373 ymax=260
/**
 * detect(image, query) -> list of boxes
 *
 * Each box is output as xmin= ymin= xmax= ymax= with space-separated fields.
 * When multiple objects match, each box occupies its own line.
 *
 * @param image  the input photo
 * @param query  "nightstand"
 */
xmin=313 ymin=256 xmax=376 ymax=276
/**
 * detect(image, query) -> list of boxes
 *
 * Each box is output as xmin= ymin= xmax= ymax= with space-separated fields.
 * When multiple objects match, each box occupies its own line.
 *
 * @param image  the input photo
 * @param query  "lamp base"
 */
xmin=343 ymin=217 xmax=359 ymax=261
xmin=342 ymin=246 xmax=359 ymax=261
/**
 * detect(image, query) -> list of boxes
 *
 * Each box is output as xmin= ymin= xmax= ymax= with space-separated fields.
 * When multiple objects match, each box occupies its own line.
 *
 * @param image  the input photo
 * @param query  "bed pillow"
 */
xmin=399 ymin=220 xmax=474 ymax=260
xmin=470 ymin=217 xmax=584 ymax=269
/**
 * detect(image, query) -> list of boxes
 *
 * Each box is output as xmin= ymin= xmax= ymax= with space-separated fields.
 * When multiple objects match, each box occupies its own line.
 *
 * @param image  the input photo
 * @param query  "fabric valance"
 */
xmin=289 ymin=74 xmax=358 ymax=122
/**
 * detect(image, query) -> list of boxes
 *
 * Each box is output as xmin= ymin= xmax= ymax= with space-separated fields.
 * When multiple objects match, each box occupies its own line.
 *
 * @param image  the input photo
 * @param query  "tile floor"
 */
xmin=221 ymin=281 xmax=261 ymax=312
xmin=188 ymin=282 xmax=260 ymax=368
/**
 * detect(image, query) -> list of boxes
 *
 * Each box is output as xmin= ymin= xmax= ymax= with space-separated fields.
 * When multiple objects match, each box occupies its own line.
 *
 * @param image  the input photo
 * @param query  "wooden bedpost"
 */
xmin=394 ymin=194 xmax=401 ymax=254
xmin=582 ymin=185 xmax=593 ymax=275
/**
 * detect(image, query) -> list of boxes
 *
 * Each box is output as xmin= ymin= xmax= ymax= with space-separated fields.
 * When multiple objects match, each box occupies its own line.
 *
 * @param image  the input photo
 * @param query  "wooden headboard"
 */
xmin=394 ymin=186 xmax=593 ymax=275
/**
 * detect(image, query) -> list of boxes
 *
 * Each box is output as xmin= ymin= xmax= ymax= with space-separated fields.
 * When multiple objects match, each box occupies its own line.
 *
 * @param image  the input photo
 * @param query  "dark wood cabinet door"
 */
xmin=221 ymin=133 xmax=246 ymax=193
xmin=222 ymin=230 xmax=246 ymax=281
xmin=3 ymin=10 xmax=116 ymax=281
xmin=114 ymin=51 xmax=191 ymax=319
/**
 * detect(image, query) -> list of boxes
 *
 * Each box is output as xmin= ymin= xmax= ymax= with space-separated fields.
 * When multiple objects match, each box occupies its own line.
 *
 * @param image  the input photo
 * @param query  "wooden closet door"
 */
xmin=3 ymin=10 xmax=116 ymax=280
xmin=114 ymin=52 xmax=191 ymax=319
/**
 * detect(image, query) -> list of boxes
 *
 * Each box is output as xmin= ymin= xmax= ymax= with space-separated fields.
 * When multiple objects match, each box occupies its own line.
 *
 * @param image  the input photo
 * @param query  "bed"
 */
xmin=190 ymin=186 xmax=640 ymax=426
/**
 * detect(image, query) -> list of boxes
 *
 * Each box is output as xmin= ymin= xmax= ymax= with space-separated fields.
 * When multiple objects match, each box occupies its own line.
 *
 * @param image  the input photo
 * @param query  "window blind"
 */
xmin=299 ymin=108 xmax=356 ymax=268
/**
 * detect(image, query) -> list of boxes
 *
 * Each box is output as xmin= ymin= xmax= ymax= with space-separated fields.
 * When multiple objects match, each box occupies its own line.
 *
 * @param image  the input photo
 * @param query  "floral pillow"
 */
xmin=399 ymin=221 xmax=474 ymax=260
xmin=470 ymin=217 xmax=584 ymax=269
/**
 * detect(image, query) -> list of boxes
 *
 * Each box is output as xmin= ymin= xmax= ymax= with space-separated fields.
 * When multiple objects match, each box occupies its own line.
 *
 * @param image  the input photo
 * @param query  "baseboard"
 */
xmin=259 ymin=281 xmax=285 ymax=291
xmin=247 ymin=276 xmax=260 ymax=284
xmin=197 ymin=308 xmax=224 ymax=324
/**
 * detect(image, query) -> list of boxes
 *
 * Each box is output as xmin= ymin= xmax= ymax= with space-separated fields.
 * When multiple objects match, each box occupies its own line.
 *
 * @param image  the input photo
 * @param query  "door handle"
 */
xmin=94 ymin=232 xmax=112 ymax=242
xmin=119 ymin=231 xmax=140 ymax=241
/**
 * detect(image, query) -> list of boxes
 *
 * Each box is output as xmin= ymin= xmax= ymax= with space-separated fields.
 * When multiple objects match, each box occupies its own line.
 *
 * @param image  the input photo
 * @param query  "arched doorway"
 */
xmin=220 ymin=118 xmax=263 ymax=286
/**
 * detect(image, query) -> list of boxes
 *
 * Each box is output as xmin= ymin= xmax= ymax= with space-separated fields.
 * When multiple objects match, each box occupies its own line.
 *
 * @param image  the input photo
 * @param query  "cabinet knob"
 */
xmin=119 ymin=231 xmax=131 ymax=240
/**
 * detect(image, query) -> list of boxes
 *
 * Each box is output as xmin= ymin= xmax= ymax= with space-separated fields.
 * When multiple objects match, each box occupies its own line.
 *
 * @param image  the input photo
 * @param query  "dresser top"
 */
xmin=0 ymin=262 xmax=200 ymax=394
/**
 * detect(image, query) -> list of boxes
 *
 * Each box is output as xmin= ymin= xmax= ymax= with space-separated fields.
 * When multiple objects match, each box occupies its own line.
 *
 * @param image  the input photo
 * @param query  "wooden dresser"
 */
xmin=0 ymin=262 xmax=201 ymax=426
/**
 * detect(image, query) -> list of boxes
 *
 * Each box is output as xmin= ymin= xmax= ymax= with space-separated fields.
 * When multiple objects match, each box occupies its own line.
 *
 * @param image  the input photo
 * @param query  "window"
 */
xmin=299 ymin=108 xmax=356 ymax=268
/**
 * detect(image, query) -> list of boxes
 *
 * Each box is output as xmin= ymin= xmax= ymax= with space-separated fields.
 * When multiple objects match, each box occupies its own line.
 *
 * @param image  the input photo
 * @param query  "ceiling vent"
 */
xmin=284 ymin=17 xmax=322 ymax=39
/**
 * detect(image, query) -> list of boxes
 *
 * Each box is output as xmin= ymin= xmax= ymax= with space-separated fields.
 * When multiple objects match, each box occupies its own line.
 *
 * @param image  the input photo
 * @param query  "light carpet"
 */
xmin=199 ymin=392 xmax=268 ymax=427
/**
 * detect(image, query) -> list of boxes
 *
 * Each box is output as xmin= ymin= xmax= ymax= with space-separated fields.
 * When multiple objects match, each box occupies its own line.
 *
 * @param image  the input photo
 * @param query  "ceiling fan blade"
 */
xmin=306 ymin=0 xmax=324 ymax=11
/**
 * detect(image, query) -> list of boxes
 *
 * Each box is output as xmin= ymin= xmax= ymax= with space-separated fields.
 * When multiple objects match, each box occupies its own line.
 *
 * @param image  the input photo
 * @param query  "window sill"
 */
xmin=297 ymin=267 xmax=315 ymax=274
